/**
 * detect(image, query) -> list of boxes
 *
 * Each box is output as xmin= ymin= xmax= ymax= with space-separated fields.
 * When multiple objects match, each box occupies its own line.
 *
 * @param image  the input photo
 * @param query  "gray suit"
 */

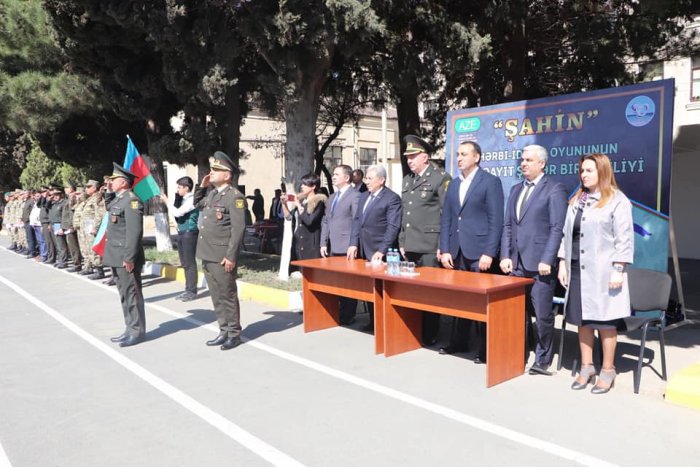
xmin=320 ymin=187 xmax=360 ymax=255
xmin=320 ymin=186 xmax=360 ymax=324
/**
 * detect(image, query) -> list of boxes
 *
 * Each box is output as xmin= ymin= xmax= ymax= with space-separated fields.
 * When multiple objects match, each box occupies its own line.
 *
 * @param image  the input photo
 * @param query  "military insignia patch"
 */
xmin=444 ymin=180 xmax=450 ymax=190
xmin=130 ymin=201 xmax=139 ymax=209
xmin=235 ymin=199 xmax=245 ymax=209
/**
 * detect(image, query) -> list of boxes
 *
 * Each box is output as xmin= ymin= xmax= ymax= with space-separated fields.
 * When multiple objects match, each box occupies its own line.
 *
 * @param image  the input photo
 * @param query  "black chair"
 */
xmin=618 ymin=267 xmax=671 ymax=394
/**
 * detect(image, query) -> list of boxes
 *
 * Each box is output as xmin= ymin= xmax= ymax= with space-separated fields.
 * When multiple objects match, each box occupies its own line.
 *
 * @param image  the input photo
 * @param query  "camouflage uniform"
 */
xmin=81 ymin=191 xmax=106 ymax=269
xmin=73 ymin=194 xmax=89 ymax=269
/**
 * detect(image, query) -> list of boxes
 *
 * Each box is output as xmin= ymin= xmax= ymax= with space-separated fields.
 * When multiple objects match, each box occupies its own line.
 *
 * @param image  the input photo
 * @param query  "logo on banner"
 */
xmin=455 ymin=117 xmax=481 ymax=133
xmin=625 ymin=96 xmax=655 ymax=127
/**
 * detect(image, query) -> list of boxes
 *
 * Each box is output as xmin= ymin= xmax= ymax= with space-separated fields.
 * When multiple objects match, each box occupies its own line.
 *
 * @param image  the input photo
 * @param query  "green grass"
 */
xmin=144 ymin=248 xmax=302 ymax=291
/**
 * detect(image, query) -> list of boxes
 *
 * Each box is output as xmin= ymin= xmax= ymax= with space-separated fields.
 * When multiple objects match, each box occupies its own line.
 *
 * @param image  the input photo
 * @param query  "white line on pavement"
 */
xmin=0 ymin=274 xmax=303 ymax=467
xmin=2 ymin=250 xmax=618 ymax=467
xmin=0 ymin=439 xmax=12 ymax=467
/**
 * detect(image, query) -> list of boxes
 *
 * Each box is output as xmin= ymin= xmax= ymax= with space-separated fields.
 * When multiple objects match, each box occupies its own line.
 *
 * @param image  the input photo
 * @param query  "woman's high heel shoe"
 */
xmin=571 ymin=364 xmax=596 ymax=390
xmin=591 ymin=368 xmax=616 ymax=394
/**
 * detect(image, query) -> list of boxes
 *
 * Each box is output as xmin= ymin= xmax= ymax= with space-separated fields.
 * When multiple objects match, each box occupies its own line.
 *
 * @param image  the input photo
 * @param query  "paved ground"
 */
xmin=1 ymin=238 xmax=699 ymax=467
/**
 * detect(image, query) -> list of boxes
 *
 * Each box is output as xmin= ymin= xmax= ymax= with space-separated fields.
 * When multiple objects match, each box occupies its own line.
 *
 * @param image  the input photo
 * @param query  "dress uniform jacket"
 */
xmin=399 ymin=162 xmax=451 ymax=254
xmin=102 ymin=191 xmax=145 ymax=267
xmin=194 ymin=185 xmax=246 ymax=264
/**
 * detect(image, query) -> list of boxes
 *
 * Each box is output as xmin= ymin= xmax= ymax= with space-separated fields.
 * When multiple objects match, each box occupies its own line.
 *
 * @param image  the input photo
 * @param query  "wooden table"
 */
xmin=291 ymin=257 xmax=386 ymax=354
xmin=380 ymin=267 xmax=533 ymax=387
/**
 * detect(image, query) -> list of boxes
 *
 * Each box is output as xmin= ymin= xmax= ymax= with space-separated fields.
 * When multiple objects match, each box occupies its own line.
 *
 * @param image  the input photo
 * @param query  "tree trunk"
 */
xmin=144 ymin=126 xmax=174 ymax=252
xmin=395 ymin=84 xmax=421 ymax=177
xmin=216 ymin=84 xmax=243 ymax=186
xmin=501 ymin=6 xmax=527 ymax=102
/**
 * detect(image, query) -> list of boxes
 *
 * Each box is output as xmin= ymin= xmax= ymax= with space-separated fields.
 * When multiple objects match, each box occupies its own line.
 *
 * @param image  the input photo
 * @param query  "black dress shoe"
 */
xmin=439 ymin=345 xmax=468 ymax=355
xmin=220 ymin=336 xmax=242 ymax=351
xmin=119 ymin=335 xmax=144 ymax=347
xmin=66 ymin=266 xmax=81 ymax=273
xmin=103 ymin=277 xmax=116 ymax=286
xmin=55 ymin=263 xmax=67 ymax=269
xmin=529 ymin=363 xmax=553 ymax=376
xmin=110 ymin=333 xmax=128 ymax=343
xmin=89 ymin=269 xmax=105 ymax=280
xmin=179 ymin=292 xmax=197 ymax=302
xmin=78 ymin=268 xmax=94 ymax=276
xmin=206 ymin=335 xmax=228 ymax=346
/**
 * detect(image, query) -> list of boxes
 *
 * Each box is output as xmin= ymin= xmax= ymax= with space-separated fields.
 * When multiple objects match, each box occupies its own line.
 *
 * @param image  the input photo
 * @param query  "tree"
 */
xmin=231 ymin=0 xmax=385 ymax=191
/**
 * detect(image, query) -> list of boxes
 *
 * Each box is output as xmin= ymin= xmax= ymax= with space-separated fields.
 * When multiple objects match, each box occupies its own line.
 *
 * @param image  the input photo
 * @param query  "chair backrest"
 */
xmin=628 ymin=267 xmax=672 ymax=312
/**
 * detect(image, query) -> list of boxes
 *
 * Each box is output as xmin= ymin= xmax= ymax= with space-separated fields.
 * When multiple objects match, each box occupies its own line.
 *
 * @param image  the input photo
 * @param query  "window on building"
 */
xmin=639 ymin=61 xmax=663 ymax=82
xmin=692 ymin=57 xmax=700 ymax=101
xmin=358 ymin=148 xmax=377 ymax=173
xmin=323 ymin=145 xmax=343 ymax=170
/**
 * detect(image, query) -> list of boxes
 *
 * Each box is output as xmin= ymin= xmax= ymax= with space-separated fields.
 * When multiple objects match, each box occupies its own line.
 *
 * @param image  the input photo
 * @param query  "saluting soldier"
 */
xmin=194 ymin=151 xmax=247 ymax=351
xmin=72 ymin=190 xmax=89 ymax=273
xmin=399 ymin=135 xmax=452 ymax=345
xmin=103 ymin=163 xmax=146 ymax=347
xmin=48 ymin=185 xmax=69 ymax=268
xmin=81 ymin=180 xmax=107 ymax=279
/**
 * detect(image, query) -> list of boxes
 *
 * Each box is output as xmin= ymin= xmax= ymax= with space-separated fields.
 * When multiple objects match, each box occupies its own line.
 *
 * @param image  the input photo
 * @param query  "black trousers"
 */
xmin=177 ymin=230 xmax=199 ymax=294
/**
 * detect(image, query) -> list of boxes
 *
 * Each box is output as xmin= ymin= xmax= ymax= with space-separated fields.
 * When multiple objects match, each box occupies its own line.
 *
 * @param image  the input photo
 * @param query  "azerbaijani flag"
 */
xmin=91 ymin=136 xmax=161 ymax=256
xmin=91 ymin=213 xmax=109 ymax=256
xmin=124 ymin=136 xmax=160 ymax=201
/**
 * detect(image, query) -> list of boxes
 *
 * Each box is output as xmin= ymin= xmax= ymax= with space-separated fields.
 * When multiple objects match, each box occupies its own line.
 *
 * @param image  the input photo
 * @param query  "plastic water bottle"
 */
xmin=387 ymin=249 xmax=399 ymax=275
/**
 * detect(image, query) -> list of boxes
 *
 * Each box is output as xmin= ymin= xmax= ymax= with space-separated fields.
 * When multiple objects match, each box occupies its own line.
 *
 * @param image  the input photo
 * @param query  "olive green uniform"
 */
xmin=194 ymin=184 xmax=247 ymax=338
xmin=73 ymin=196 xmax=89 ymax=265
xmin=102 ymin=190 xmax=146 ymax=338
xmin=399 ymin=162 xmax=451 ymax=343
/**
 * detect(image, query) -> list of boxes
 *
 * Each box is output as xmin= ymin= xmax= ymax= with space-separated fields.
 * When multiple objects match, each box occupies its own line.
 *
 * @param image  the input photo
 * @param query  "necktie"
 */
xmin=517 ymin=182 xmax=534 ymax=221
xmin=331 ymin=191 xmax=341 ymax=214
xmin=362 ymin=194 xmax=375 ymax=216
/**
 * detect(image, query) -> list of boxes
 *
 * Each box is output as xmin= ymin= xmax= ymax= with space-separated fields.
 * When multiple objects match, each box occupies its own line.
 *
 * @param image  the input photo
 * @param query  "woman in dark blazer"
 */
xmin=282 ymin=173 xmax=327 ymax=260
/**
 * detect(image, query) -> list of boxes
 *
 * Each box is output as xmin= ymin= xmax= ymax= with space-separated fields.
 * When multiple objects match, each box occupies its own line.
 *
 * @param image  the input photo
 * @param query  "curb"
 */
xmin=143 ymin=261 xmax=302 ymax=310
xmin=665 ymin=363 xmax=700 ymax=411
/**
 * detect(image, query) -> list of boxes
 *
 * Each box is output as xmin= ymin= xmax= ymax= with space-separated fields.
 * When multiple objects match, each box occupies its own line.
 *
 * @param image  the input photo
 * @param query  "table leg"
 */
xmin=374 ymin=278 xmax=384 ymax=355
xmin=302 ymin=278 xmax=340 ymax=333
xmin=485 ymin=288 xmax=526 ymax=387
xmin=382 ymin=283 xmax=422 ymax=357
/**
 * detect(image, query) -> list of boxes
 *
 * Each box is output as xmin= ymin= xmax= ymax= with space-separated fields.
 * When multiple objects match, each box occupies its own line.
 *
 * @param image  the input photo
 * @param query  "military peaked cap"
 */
xmin=403 ymin=135 xmax=434 ymax=156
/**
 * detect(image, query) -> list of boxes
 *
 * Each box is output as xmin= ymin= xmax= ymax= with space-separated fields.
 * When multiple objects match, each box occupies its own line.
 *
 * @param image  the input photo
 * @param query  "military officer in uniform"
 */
xmin=103 ymin=163 xmax=146 ymax=347
xmin=399 ymin=135 xmax=452 ymax=345
xmin=194 ymin=151 xmax=247 ymax=351
xmin=81 ymin=180 xmax=107 ymax=278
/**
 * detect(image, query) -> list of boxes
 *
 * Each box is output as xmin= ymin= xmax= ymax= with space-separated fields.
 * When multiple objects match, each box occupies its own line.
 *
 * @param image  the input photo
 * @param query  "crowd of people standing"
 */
xmin=2 ymin=140 xmax=635 ymax=393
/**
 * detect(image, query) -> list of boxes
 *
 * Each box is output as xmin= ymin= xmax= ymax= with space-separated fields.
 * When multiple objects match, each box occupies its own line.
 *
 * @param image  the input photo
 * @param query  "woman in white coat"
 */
xmin=557 ymin=153 xmax=634 ymax=394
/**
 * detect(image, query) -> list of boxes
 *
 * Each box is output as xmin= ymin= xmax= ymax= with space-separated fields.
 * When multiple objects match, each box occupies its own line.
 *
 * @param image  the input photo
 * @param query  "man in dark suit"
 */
xmin=500 ymin=144 xmax=567 ymax=375
xmin=320 ymin=164 xmax=361 ymax=324
xmin=351 ymin=169 xmax=368 ymax=193
xmin=439 ymin=141 xmax=504 ymax=360
xmin=195 ymin=151 xmax=247 ymax=351
xmin=399 ymin=135 xmax=452 ymax=345
xmin=347 ymin=164 xmax=402 ymax=331
xmin=103 ymin=163 xmax=146 ymax=347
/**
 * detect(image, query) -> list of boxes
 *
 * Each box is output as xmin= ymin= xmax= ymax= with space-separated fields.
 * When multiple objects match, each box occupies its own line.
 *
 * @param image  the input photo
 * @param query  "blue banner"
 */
xmin=446 ymin=80 xmax=675 ymax=271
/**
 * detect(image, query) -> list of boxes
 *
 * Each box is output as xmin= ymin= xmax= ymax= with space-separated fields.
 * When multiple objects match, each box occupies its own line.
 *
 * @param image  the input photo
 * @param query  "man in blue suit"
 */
xmin=500 ymin=144 xmax=567 ymax=375
xmin=439 ymin=141 xmax=504 ymax=359
xmin=348 ymin=164 xmax=402 ymax=331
